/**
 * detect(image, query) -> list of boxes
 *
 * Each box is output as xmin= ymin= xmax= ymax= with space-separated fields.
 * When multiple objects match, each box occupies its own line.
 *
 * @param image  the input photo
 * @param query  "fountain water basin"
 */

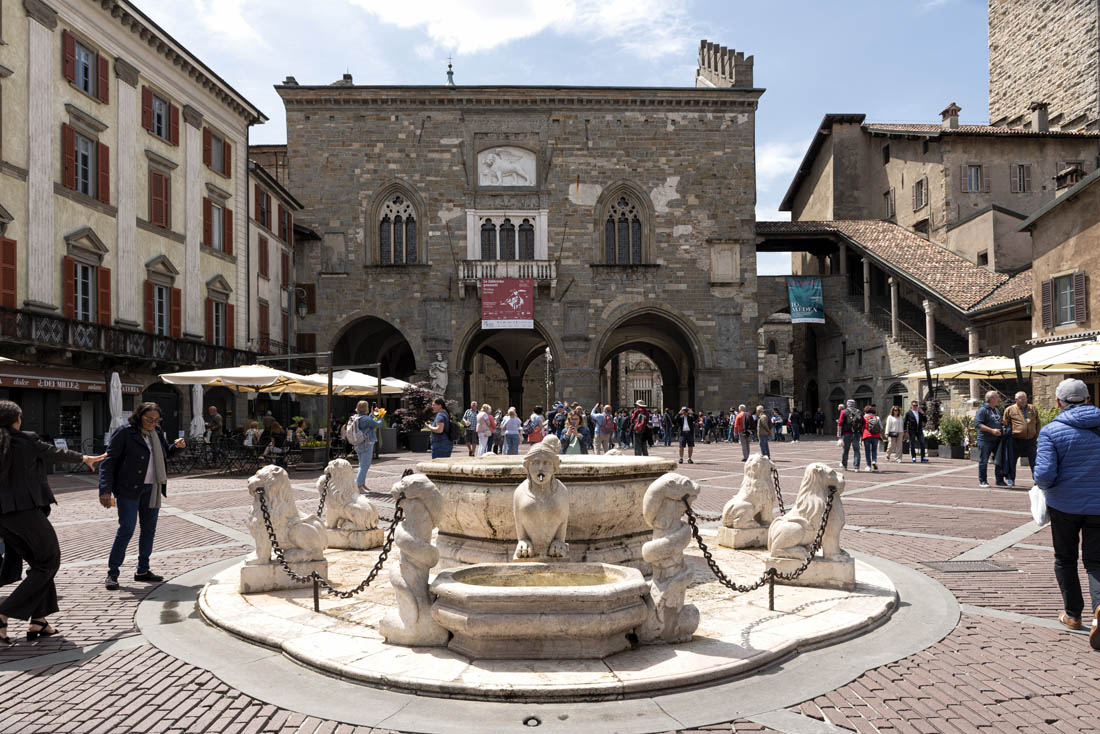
xmin=431 ymin=562 xmax=650 ymax=659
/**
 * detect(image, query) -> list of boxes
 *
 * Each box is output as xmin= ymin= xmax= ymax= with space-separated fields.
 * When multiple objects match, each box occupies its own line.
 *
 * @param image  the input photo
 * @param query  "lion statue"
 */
xmin=320 ymin=458 xmax=379 ymax=532
xmin=246 ymin=465 xmax=326 ymax=564
xmin=767 ymin=462 xmax=846 ymax=560
xmin=721 ymin=454 xmax=776 ymax=529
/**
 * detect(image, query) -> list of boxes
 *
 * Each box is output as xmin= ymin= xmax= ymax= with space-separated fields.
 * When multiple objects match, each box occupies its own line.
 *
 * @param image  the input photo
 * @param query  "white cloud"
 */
xmin=146 ymin=0 xmax=266 ymax=49
xmin=757 ymin=252 xmax=793 ymax=276
xmin=348 ymin=0 xmax=696 ymax=59
xmin=756 ymin=140 xmax=808 ymax=188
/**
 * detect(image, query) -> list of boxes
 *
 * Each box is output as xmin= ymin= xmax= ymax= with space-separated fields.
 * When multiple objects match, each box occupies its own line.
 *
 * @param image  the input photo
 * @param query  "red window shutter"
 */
xmin=0 ymin=238 xmax=16 ymax=309
xmin=259 ymin=236 xmax=268 ymax=276
xmin=62 ymin=256 xmax=75 ymax=318
xmin=202 ymin=197 xmax=212 ymax=245
xmin=96 ymin=54 xmax=109 ymax=104
xmin=97 ymin=266 xmax=111 ymax=325
xmin=61 ymin=123 xmax=76 ymax=190
xmin=288 ymin=213 xmax=293 ymax=246
xmin=254 ymin=185 xmax=262 ymax=224
xmin=281 ymin=252 xmax=289 ymax=287
xmin=226 ymin=303 xmax=235 ymax=348
xmin=278 ymin=204 xmax=286 ymax=240
xmin=169 ymin=287 xmax=182 ymax=338
xmin=202 ymin=128 xmax=212 ymax=167
xmin=169 ymin=104 xmax=179 ymax=146
xmin=1074 ymin=271 xmax=1088 ymax=324
xmin=143 ymin=279 xmax=155 ymax=332
xmin=282 ymin=312 xmax=288 ymax=343
xmin=297 ymin=332 xmax=316 ymax=353
xmin=223 ymin=207 xmax=233 ymax=255
xmin=141 ymin=86 xmax=153 ymax=131
xmin=96 ymin=141 xmax=110 ymax=204
xmin=259 ymin=303 xmax=269 ymax=339
xmin=62 ymin=30 xmax=76 ymax=83
xmin=223 ymin=141 xmax=232 ymax=179
xmin=205 ymin=297 xmax=214 ymax=344
xmin=1041 ymin=279 xmax=1054 ymax=330
xmin=164 ymin=174 xmax=171 ymax=229
xmin=150 ymin=170 xmax=163 ymax=226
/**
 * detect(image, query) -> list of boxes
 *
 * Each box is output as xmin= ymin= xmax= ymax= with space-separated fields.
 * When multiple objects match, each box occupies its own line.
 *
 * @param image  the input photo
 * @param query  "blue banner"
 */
xmin=786 ymin=276 xmax=825 ymax=324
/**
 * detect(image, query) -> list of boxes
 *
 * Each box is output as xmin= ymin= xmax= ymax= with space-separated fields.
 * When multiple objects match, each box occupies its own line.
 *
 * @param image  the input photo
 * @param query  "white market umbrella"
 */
xmin=159 ymin=365 xmax=312 ymax=394
xmin=903 ymin=356 xmax=1079 ymax=380
xmin=108 ymin=372 xmax=128 ymax=431
xmin=189 ymin=384 xmax=207 ymax=439
xmin=1020 ymin=339 xmax=1100 ymax=371
xmin=0 ymin=357 xmax=15 ymax=363
xmin=302 ymin=370 xmax=404 ymax=396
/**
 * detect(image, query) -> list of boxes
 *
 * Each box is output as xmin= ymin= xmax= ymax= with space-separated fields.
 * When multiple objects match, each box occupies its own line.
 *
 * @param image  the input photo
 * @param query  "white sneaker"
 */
xmin=978 ymin=482 xmax=990 ymax=488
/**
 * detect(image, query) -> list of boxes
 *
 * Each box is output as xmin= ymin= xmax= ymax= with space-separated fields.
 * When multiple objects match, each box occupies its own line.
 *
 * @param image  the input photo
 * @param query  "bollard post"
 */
xmin=768 ymin=572 xmax=775 ymax=611
xmin=313 ymin=574 xmax=320 ymax=612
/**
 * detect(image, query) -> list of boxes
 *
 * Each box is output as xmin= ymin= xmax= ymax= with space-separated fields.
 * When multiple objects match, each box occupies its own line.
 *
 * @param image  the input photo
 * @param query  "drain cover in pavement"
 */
xmin=921 ymin=560 xmax=1017 ymax=573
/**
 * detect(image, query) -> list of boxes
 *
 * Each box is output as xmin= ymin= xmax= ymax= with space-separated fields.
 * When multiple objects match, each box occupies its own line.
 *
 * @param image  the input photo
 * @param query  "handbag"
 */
xmin=1028 ymin=486 xmax=1049 ymax=527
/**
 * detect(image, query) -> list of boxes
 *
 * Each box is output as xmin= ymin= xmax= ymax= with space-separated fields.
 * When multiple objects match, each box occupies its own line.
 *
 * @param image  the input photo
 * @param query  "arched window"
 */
xmin=378 ymin=194 xmax=417 ymax=265
xmin=769 ymin=379 xmax=781 ymax=394
xmin=500 ymin=219 xmax=516 ymax=261
xmin=519 ymin=219 xmax=534 ymax=259
xmin=766 ymin=339 xmax=778 ymax=355
xmin=604 ymin=195 xmax=644 ymax=265
xmin=480 ymin=219 xmax=497 ymax=261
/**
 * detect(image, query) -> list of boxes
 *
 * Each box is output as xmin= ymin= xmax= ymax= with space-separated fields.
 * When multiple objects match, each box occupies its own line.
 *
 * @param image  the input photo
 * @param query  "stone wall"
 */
xmin=988 ymin=0 xmax=1100 ymax=130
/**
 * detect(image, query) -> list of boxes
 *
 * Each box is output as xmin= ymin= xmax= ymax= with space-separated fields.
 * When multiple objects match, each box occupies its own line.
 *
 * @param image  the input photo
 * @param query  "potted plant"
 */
xmin=923 ymin=429 xmax=939 ymax=456
xmin=394 ymin=382 xmax=435 ymax=452
xmin=299 ymin=437 xmax=328 ymax=465
xmin=938 ymin=416 xmax=965 ymax=460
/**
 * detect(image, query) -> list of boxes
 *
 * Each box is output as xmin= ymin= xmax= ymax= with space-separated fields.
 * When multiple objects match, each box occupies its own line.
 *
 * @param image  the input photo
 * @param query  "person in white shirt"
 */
xmin=884 ymin=404 xmax=904 ymax=463
xmin=475 ymin=404 xmax=493 ymax=457
xmin=502 ymin=407 xmax=523 ymax=455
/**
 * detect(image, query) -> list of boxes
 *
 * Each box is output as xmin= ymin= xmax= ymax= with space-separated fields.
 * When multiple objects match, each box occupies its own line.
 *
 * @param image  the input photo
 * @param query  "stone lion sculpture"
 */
xmin=513 ymin=435 xmax=569 ymax=560
xmin=246 ymin=465 xmax=326 ymax=564
xmin=319 ymin=459 xmax=382 ymax=549
xmin=638 ymin=472 xmax=700 ymax=644
xmin=767 ymin=462 xmax=846 ymax=560
xmin=381 ymin=473 xmax=450 ymax=646
xmin=718 ymin=454 xmax=776 ymax=549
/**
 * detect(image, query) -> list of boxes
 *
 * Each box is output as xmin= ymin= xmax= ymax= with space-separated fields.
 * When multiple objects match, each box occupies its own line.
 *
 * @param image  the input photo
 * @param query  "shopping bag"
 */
xmin=1028 ymin=486 xmax=1049 ymax=528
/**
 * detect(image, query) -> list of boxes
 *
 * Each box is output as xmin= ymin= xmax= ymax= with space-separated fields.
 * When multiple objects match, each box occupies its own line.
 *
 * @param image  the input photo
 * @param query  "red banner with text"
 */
xmin=481 ymin=278 xmax=534 ymax=329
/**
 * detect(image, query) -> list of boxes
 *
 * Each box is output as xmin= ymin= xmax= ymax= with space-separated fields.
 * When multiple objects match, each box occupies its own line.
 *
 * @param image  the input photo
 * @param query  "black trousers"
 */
xmin=1050 ymin=507 xmax=1100 ymax=619
xmin=1009 ymin=438 xmax=1037 ymax=482
xmin=0 ymin=508 xmax=60 ymax=621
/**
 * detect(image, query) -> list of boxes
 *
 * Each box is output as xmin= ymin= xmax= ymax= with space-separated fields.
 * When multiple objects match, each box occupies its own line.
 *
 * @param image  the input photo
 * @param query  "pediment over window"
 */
xmin=64 ymin=226 xmax=109 ymax=265
xmin=206 ymin=274 xmax=232 ymax=300
xmin=145 ymin=254 xmax=179 ymax=285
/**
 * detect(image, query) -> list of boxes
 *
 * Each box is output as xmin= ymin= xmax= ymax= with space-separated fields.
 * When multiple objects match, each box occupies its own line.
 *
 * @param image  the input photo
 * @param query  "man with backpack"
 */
xmin=630 ymin=400 xmax=650 ymax=456
xmin=589 ymin=403 xmax=615 ymax=455
xmin=346 ymin=401 xmax=382 ymax=491
xmin=838 ymin=399 xmax=863 ymax=472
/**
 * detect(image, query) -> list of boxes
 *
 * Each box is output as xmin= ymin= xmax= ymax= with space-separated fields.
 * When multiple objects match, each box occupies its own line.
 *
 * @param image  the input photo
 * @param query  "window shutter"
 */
xmin=226 ymin=303 xmax=235 ymax=348
xmin=911 ymin=181 xmax=917 ymax=210
xmin=62 ymin=30 xmax=76 ymax=83
xmin=287 ymin=212 xmax=293 ymax=246
xmin=169 ymin=287 xmax=182 ymax=338
xmin=96 ymin=141 xmax=110 ymax=204
xmin=259 ymin=303 xmax=269 ymax=342
xmin=150 ymin=170 xmax=163 ymax=226
xmin=255 ymin=185 xmax=262 ymax=224
xmin=1024 ymin=165 xmax=1031 ymax=193
xmin=1074 ymin=271 xmax=1088 ymax=324
xmin=143 ymin=279 xmax=154 ymax=333
xmin=169 ymin=104 xmax=179 ymax=146
xmin=281 ymin=251 xmax=289 ymax=288
xmin=141 ymin=86 xmax=153 ymax=131
xmin=163 ymin=174 xmax=171 ymax=229
xmin=205 ymin=297 xmax=214 ymax=344
xmin=297 ymin=332 xmax=316 ymax=353
xmin=1041 ymin=278 xmax=1054 ymax=330
xmin=202 ymin=197 xmax=212 ymax=246
xmin=982 ymin=165 xmax=991 ymax=193
xmin=97 ymin=266 xmax=111 ymax=325
xmin=278 ymin=204 xmax=285 ymax=240
xmin=259 ymin=236 xmax=268 ymax=276
xmin=223 ymin=207 xmax=233 ymax=255
xmin=62 ymin=256 xmax=75 ymax=318
xmin=96 ymin=54 xmax=109 ymax=104
xmin=223 ymin=141 xmax=232 ymax=179
xmin=959 ymin=164 xmax=967 ymax=192
xmin=202 ymin=128 xmax=212 ymax=167
xmin=0 ymin=238 xmax=16 ymax=309
xmin=282 ymin=312 xmax=288 ymax=343
xmin=61 ymin=123 xmax=76 ymax=190
xmin=1009 ymin=165 xmax=1019 ymax=194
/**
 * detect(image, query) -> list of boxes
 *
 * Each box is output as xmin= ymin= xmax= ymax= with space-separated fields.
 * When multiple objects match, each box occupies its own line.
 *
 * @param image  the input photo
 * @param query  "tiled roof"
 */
xmin=755 ymin=220 xmax=1022 ymax=313
xmin=968 ymin=269 xmax=1032 ymax=313
xmin=863 ymin=123 xmax=1100 ymax=137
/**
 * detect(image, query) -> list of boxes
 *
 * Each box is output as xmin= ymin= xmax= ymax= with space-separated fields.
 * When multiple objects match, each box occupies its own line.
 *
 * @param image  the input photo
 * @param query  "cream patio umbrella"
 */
xmin=1019 ymin=339 xmax=1100 ymax=371
xmin=108 ymin=372 xmax=128 ymax=432
xmin=159 ymin=364 xmax=313 ymax=393
xmin=903 ymin=356 xmax=1079 ymax=381
xmin=301 ymin=370 xmax=405 ymax=396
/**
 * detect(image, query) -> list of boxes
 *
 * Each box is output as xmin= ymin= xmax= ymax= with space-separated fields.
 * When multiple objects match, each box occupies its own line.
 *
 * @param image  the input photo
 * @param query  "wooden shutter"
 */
xmin=959 ymin=164 xmax=967 ymax=192
xmin=1009 ymin=165 xmax=1019 ymax=194
xmin=96 ymin=266 xmax=111 ymax=325
xmin=297 ymin=332 xmax=316 ymax=353
xmin=1074 ymin=271 xmax=1088 ymax=324
xmin=141 ymin=86 xmax=153 ymax=131
xmin=202 ymin=128 xmax=212 ymax=167
xmin=1041 ymin=278 xmax=1054 ymax=330
xmin=169 ymin=287 xmax=182 ymax=338
xmin=259 ymin=236 xmax=268 ymax=276
xmin=278 ymin=204 xmax=286 ymax=240
xmin=163 ymin=174 xmax=171 ymax=228
xmin=281 ymin=251 xmax=289 ymax=287
xmin=0 ymin=238 xmax=16 ymax=309
xmin=61 ymin=123 xmax=76 ymax=190
xmin=169 ymin=104 xmax=180 ymax=146
xmin=223 ymin=141 xmax=232 ymax=179
xmin=96 ymin=54 xmax=109 ymax=104
xmin=254 ymin=185 xmax=262 ymax=224
xmin=226 ymin=303 xmax=235 ymax=348
xmin=143 ymin=279 xmax=155 ymax=332
xmin=62 ymin=256 xmax=75 ymax=318
xmin=205 ymin=297 xmax=214 ymax=343
xmin=62 ymin=30 xmax=76 ymax=83
xmin=202 ymin=197 xmax=212 ymax=246
xmin=96 ymin=141 xmax=110 ymax=204
xmin=259 ymin=303 xmax=269 ymax=341
xmin=223 ymin=208 xmax=233 ymax=255
xmin=150 ymin=170 xmax=164 ymax=226
xmin=981 ymin=165 xmax=991 ymax=193
xmin=287 ymin=212 xmax=293 ymax=246
xmin=282 ymin=311 xmax=288 ymax=343
xmin=1023 ymin=165 xmax=1031 ymax=193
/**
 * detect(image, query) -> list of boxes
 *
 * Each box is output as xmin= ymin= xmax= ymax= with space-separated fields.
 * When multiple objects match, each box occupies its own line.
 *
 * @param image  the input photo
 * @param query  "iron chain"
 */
xmin=771 ymin=466 xmax=786 ymax=515
xmin=316 ymin=474 xmax=327 ymax=519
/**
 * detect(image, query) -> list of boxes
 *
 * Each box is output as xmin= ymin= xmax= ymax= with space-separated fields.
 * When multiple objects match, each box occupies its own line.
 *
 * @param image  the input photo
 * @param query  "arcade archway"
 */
xmin=332 ymin=316 xmax=416 ymax=381
xmin=461 ymin=326 xmax=555 ymax=415
xmin=597 ymin=311 xmax=698 ymax=410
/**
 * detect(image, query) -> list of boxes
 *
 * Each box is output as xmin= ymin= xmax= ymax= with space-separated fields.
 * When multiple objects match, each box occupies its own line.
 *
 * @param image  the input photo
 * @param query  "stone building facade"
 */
xmin=282 ymin=48 xmax=763 ymax=414
xmin=988 ymin=0 xmax=1100 ymax=131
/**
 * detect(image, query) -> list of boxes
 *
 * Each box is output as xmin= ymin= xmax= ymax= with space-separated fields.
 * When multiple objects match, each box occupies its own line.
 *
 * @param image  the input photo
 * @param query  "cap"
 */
xmin=634 ymin=399 xmax=646 ymax=407
xmin=1055 ymin=378 xmax=1089 ymax=404
xmin=846 ymin=399 xmax=856 ymax=406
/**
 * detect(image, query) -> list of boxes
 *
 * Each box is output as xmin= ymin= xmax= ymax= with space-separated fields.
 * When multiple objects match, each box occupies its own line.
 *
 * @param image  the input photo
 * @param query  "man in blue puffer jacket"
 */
xmin=1034 ymin=378 xmax=1100 ymax=648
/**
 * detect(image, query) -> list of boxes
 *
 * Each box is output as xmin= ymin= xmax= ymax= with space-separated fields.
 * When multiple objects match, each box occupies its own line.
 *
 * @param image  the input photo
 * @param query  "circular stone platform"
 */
xmin=199 ymin=533 xmax=896 ymax=702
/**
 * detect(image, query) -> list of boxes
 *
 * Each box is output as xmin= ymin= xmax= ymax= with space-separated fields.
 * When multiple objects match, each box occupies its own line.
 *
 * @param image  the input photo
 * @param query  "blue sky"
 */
xmin=143 ymin=0 xmax=990 ymax=274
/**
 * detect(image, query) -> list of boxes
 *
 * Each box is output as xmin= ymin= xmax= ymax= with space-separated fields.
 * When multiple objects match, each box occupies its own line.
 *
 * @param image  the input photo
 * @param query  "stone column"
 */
xmin=967 ymin=327 xmax=980 ymax=402
xmin=182 ymin=106 xmax=203 ymax=338
xmin=888 ymin=277 xmax=899 ymax=340
xmin=838 ymin=243 xmax=847 ymax=276
xmin=923 ymin=299 xmax=936 ymax=367
xmin=23 ymin=0 xmax=57 ymax=310
xmin=114 ymin=58 xmax=140 ymax=325
xmin=862 ymin=257 xmax=871 ymax=315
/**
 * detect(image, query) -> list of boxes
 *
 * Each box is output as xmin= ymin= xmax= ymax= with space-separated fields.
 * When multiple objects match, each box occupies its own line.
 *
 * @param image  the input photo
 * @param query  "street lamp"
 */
xmin=291 ymin=287 xmax=308 ymax=320
xmin=544 ymin=346 xmax=552 ymax=408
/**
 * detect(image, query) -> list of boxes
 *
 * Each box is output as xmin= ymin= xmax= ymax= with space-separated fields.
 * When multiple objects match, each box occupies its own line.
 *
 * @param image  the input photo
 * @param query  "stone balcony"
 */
xmin=458 ymin=260 xmax=557 ymax=299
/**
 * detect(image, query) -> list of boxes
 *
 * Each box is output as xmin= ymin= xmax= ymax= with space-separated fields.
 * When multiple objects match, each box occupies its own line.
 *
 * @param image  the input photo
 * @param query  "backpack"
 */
xmin=843 ymin=408 xmax=863 ymax=435
xmin=632 ymin=409 xmax=648 ymax=433
xmin=867 ymin=415 xmax=883 ymax=435
xmin=344 ymin=414 xmax=366 ymax=446
xmin=445 ymin=412 xmax=461 ymax=442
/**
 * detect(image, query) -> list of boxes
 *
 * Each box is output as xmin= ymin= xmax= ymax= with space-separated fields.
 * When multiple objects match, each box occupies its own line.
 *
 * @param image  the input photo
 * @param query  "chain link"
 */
xmin=254 ymin=486 xmax=404 ymax=598
xmin=316 ymin=473 xmax=327 ymax=519
xmin=771 ymin=466 xmax=786 ymax=515
xmin=683 ymin=484 xmax=837 ymax=592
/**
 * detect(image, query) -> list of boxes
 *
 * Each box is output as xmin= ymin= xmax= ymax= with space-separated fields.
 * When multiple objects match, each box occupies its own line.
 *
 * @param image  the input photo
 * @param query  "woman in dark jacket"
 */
xmin=97 ymin=402 xmax=184 ymax=591
xmin=0 ymin=400 xmax=103 ymax=642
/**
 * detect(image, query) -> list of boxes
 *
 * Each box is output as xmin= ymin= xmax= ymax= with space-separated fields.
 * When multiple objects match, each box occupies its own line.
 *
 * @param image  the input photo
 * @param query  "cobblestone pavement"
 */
xmin=0 ymin=436 xmax=1095 ymax=733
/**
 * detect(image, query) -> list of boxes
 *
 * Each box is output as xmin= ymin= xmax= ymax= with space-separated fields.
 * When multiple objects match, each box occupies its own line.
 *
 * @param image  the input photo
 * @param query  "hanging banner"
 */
xmin=482 ymin=278 xmax=534 ymax=329
xmin=786 ymin=276 xmax=825 ymax=324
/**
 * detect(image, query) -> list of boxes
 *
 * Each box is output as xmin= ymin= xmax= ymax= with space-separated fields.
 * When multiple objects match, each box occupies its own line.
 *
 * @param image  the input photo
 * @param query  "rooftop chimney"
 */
xmin=282 ymin=76 xmax=298 ymax=86
xmin=940 ymin=102 xmax=961 ymax=130
xmin=1029 ymin=101 xmax=1049 ymax=132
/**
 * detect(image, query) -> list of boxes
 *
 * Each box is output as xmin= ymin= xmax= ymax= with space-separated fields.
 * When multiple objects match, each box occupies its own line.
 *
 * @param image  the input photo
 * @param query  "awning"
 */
xmin=0 ymin=365 xmax=145 ymax=394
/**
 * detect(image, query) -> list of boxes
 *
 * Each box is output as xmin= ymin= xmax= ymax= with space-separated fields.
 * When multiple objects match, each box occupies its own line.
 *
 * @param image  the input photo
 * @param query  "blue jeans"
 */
xmin=977 ymin=441 xmax=1004 ymax=485
xmin=504 ymin=434 xmax=520 ymax=454
xmin=759 ymin=434 xmax=770 ymax=457
xmin=842 ymin=433 xmax=861 ymax=469
xmin=864 ymin=436 xmax=879 ymax=466
xmin=355 ymin=441 xmax=376 ymax=487
xmin=431 ymin=438 xmax=453 ymax=459
xmin=108 ymin=484 xmax=159 ymax=578
xmin=791 ymin=425 xmax=800 ymax=441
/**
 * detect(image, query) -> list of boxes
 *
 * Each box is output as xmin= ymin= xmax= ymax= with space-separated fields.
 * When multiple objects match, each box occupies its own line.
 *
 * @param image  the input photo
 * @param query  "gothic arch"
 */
xmin=329 ymin=311 xmax=420 ymax=377
xmin=363 ymin=179 xmax=428 ymax=266
xmin=592 ymin=303 xmax=707 ymax=370
xmin=595 ymin=181 xmax=656 ymax=265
